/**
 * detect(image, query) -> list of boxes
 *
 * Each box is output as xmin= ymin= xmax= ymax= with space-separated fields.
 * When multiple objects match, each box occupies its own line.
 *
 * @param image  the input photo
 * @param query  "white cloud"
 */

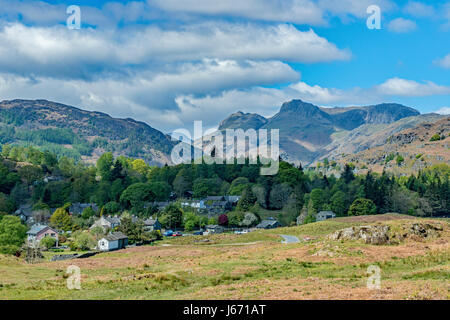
xmin=388 ymin=18 xmax=417 ymax=33
xmin=0 ymin=59 xmax=299 ymax=129
xmin=318 ymin=0 xmax=396 ymax=19
xmin=434 ymin=107 xmax=450 ymax=115
xmin=150 ymin=0 xmax=326 ymax=25
xmin=0 ymin=23 xmax=350 ymax=79
xmin=435 ymin=54 xmax=450 ymax=69
xmin=377 ymin=78 xmax=450 ymax=96
xmin=403 ymin=1 xmax=436 ymax=18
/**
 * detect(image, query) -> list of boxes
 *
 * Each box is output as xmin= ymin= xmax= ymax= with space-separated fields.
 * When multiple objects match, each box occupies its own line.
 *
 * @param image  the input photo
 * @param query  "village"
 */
xmin=15 ymin=193 xmax=337 ymax=259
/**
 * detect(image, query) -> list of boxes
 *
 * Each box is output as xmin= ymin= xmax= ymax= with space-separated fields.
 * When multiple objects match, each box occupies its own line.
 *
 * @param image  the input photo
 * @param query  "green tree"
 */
xmin=40 ymin=236 xmax=56 ymax=250
xmin=237 ymin=186 xmax=256 ymax=211
xmin=159 ymin=204 xmax=183 ymax=229
xmin=0 ymin=216 xmax=27 ymax=255
xmin=81 ymin=206 xmax=96 ymax=220
xmin=97 ymin=152 xmax=114 ymax=181
xmin=120 ymin=183 xmax=155 ymax=210
xmin=331 ymin=191 xmax=347 ymax=216
xmin=348 ymin=198 xmax=377 ymax=216
xmin=50 ymin=205 xmax=73 ymax=231
xmin=310 ymin=188 xmax=325 ymax=212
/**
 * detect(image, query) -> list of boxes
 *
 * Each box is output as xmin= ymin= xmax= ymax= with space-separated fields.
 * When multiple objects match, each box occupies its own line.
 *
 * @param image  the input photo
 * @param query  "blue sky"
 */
xmin=0 ymin=0 xmax=449 ymax=132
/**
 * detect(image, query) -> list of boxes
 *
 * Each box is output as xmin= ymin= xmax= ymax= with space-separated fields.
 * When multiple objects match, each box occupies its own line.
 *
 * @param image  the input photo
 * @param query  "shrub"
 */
xmin=348 ymin=198 xmax=377 ymax=216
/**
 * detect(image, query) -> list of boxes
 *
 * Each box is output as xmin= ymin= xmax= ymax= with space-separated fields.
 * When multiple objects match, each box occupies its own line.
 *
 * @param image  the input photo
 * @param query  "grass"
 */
xmin=0 ymin=214 xmax=449 ymax=299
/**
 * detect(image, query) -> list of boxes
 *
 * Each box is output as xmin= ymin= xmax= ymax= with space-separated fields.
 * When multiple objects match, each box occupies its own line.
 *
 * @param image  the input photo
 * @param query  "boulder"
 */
xmin=327 ymin=225 xmax=390 ymax=245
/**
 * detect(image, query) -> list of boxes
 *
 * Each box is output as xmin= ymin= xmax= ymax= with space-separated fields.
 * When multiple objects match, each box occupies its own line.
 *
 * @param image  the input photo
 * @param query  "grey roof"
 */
xmin=206 ymin=225 xmax=223 ymax=229
xmin=204 ymin=196 xmax=225 ymax=201
xmin=15 ymin=205 xmax=33 ymax=217
xmin=104 ymin=216 xmax=121 ymax=224
xmin=27 ymin=224 xmax=52 ymax=235
xmin=256 ymin=219 xmax=279 ymax=229
xmin=70 ymin=203 xmax=99 ymax=215
xmin=317 ymin=211 xmax=335 ymax=216
xmin=104 ymin=232 xmax=128 ymax=241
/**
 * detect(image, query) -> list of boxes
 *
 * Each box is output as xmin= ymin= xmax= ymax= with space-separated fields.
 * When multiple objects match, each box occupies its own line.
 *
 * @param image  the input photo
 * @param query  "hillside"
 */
xmin=0 ymin=99 xmax=175 ymax=165
xmin=0 ymin=215 xmax=448 ymax=299
xmin=215 ymin=100 xmax=448 ymax=170
xmin=332 ymin=116 xmax=450 ymax=174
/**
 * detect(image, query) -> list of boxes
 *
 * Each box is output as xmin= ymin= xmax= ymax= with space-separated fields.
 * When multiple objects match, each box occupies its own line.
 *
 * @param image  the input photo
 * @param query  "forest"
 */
xmin=0 ymin=143 xmax=448 ymax=228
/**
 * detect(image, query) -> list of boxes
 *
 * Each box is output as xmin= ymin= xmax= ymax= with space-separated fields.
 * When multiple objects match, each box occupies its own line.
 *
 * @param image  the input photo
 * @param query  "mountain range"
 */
xmin=0 ymin=99 xmax=175 ymax=165
xmin=0 ymin=98 xmax=447 ymax=171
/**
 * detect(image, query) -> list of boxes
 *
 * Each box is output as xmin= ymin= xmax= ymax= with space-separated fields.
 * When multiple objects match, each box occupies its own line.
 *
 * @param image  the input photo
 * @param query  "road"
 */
xmin=280 ymin=234 xmax=300 ymax=244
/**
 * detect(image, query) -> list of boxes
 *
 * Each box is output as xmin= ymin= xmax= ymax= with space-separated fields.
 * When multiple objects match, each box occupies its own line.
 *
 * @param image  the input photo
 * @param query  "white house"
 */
xmin=97 ymin=232 xmax=128 ymax=251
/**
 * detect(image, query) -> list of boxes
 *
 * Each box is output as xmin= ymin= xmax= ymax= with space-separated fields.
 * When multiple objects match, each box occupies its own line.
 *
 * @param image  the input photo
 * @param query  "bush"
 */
xmin=430 ymin=134 xmax=441 ymax=142
xmin=40 ymin=236 xmax=56 ymax=250
xmin=348 ymin=198 xmax=377 ymax=216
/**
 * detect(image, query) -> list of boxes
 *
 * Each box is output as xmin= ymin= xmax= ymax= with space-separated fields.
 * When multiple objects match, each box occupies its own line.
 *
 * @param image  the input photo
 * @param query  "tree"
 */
xmin=269 ymin=183 xmax=292 ymax=209
xmin=81 ymin=206 xmax=96 ymax=220
xmin=71 ymin=231 xmax=96 ymax=251
xmin=120 ymin=183 xmax=155 ymax=210
xmin=348 ymin=198 xmax=377 ymax=216
xmin=159 ymin=204 xmax=183 ymax=229
xmin=118 ymin=217 xmax=149 ymax=244
xmin=228 ymin=211 xmax=244 ymax=227
xmin=50 ymin=205 xmax=73 ymax=231
xmin=237 ymin=186 xmax=256 ymax=211
xmin=240 ymin=212 xmax=258 ymax=227
xmin=148 ymin=181 xmax=171 ymax=201
xmin=218 ymin=214 xmax=228 ymax=226
xmin=0 ymin=216 xmax=27 ymax=255
xmin=331 ymin=191 xmax=347 ymax=216
xmin=173 ymin=169 xmax=192 ymax=197
xmin=342 ymin=164 xmax=355 ymax=183
xmin=40 ymin=236 xmax=56 ymax=250
xmin=310 ymin=188 xmax=325 ymax=212
xmin=97 ymin=152 xmax=114 ymax=181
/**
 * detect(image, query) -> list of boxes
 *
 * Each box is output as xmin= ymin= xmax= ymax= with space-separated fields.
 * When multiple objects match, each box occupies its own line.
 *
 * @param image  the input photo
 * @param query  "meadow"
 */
xmin=0 ymin=214 xmax=448 ymax=300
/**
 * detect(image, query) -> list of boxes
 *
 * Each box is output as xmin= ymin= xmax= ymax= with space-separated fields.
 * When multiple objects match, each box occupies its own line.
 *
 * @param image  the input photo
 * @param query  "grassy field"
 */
xmin=0 ymin=214 xmax=449 ymax=300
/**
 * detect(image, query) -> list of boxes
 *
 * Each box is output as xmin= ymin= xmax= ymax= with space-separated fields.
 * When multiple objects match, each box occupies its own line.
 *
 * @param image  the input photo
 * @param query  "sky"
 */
xmin=0 ymin=0 xmax=449 ymax=133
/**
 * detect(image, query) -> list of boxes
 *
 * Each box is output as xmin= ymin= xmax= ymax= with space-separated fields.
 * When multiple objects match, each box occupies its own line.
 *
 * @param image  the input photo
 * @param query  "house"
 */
xmin=224 ymin=195 xmax=241 ymax=205
xmin=43 ymin=176 xmax=63 ymax=183
xmin=205 ymin=225 xmax=225 ymax=234
xmin=256 ymin=217 xmax=281 ymax=229
xmin=90 ymin=216 xmax=121 ymax=231
xmin=143 ymin=217 xmax=162 ymax=232
xmin=181 ymin=200 xmax=206 ymax=209
xmin=14 ymin=205 xmax=34 ymax=224
xmin=27 ymin=224 xmax=59 ymax=246
xmin=69 ymin=203 xmax=99 ymax=216
xmin=97 ymin=232 xmax=128 ymax=251
xmin=316 ymin=211 xmax=336 ymax=221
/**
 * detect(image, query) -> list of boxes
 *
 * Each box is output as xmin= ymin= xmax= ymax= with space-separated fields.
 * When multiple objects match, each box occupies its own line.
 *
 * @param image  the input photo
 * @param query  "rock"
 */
xmin=409 ymin=223 xmax=442 ymax=238
xmin=327 ymin=225 xmax=391 ymax=245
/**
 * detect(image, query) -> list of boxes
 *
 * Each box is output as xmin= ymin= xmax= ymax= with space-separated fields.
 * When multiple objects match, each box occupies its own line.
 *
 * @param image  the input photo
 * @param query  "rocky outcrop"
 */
xmin=327 ymin=225 xmax=391 ymax=245
xmin=327 ymin=222 xmax=444 ymax=245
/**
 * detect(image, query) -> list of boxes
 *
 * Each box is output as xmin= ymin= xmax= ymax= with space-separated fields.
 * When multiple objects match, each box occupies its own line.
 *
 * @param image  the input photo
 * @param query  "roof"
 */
xmin=104 ymin=216 xmax=121 ymax=224
xmin=256 ymin=219 xmax=279 ymax=228
xmin=27 ymin=224 xmax=54 ymax=235
xmin=317 ymin=211 xmax=335 ymax=216
xmin=70 ymin=203 xmax=98 ymax=215
xmin=104 ymin=232 xmax=128 ymax=241
xmin=204 ymin=196 xmax=225 ymax=201
xmin=206 ymin=225 xmax=223 ymax=229
xmin=15 ymin=205 xmax=33 ymax=217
